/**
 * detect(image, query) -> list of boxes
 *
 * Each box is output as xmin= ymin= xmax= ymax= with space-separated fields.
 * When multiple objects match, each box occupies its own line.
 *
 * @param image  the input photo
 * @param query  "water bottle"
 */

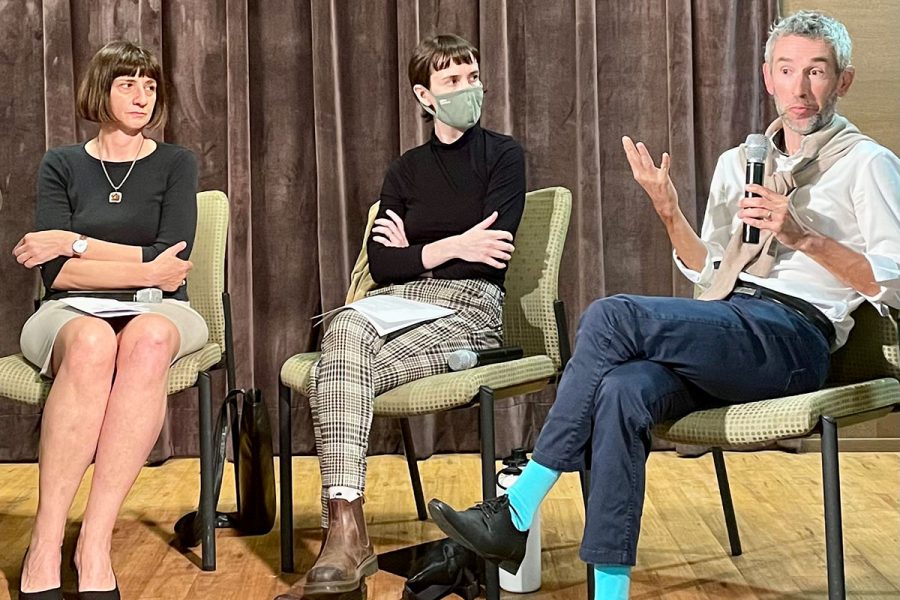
xmin=496 ymin=448 xmax=541 ymax=593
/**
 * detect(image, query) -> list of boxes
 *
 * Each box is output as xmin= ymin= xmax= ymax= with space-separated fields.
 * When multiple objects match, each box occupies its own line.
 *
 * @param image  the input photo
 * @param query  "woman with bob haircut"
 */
xmin=13 ymin=41 xmax=207 ymax=599
xmin=276 ymin=33 xmax=525 ymax=599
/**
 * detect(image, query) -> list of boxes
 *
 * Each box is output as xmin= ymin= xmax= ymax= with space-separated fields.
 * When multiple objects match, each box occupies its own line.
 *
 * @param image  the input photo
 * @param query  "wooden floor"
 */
xmin=0 ymin=452 xmax=896 ymax=599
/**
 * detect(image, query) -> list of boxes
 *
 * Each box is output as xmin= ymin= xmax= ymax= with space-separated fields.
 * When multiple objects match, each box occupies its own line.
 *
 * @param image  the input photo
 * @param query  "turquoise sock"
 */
xmin=506 ymin=460 xmax=560 ymax=531
xmin=593 ymin=565 xmax=631 ymax=600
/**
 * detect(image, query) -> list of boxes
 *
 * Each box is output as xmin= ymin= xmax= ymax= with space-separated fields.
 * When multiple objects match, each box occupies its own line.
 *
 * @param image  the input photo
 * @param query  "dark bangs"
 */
xmin=429 ymin=41 xmax=479 ymax=75
xmin=112 ymin=43 xmax=163 ymax=82
xmin=76 ymin=41 xmax=168 ymax=130
xmin=408 ymin=34 xmax=479 ymax=90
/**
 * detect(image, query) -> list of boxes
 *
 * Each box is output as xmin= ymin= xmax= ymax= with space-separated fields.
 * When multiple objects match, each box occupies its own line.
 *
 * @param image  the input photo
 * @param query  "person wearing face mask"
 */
xmin=275 ymin=34 xmax=525 ymax=598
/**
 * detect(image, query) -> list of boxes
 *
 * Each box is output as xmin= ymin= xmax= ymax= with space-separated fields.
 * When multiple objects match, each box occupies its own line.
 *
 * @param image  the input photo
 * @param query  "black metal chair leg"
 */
xmin=279 ymin=381 xmax=295 ymax=573
xmin=821 ymin=416 xmax=846 ymax=600
xmin=197 ymin=371 xmax=217 ymax=571
xmin=479 ymin=386 xmax=500 ymax=600
xmin=400 ymin=418 xmax=427 ymax=521
xmin=712 ymin=447 xmax=742 ymax=556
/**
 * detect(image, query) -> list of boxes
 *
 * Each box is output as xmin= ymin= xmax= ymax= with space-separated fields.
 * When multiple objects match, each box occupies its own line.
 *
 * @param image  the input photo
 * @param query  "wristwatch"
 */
xmin=72 ymin=234 xmax=88 ymax=257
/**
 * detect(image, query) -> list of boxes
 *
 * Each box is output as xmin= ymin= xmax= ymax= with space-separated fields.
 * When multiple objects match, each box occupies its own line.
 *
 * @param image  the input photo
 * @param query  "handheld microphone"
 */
xmin=742 ymin=134 xmax=768 ymax=244
xmin=134 ymin=287 xmax=163 ymax=303
xmin=53 ymin=288 xmax=163 ymax=303
xmin=447 ymin=346 xmax=524 ymax=371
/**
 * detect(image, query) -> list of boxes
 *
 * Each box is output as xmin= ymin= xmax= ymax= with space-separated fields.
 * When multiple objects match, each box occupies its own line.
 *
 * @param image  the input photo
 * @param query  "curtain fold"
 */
xmin=0 ymin=0 xmax=776 ymax=461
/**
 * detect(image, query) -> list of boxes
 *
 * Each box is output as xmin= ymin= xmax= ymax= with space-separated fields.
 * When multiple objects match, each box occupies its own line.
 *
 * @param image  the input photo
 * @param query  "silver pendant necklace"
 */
xmin=99 ymin=136 xmax=144 ymax=203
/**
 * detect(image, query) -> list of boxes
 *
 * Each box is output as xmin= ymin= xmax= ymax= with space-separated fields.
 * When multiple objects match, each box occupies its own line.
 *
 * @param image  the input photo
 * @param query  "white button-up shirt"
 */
xmin=676 ymin=134 xmax=900 ymax=349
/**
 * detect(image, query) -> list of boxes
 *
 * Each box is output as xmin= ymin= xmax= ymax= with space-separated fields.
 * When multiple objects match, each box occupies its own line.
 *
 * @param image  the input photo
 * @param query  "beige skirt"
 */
xmin=20 ymin=299 xmax=209 ymax=377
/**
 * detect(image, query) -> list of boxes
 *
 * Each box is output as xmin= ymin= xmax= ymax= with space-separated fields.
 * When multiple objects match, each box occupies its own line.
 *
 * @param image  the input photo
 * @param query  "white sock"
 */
xmin=328 ymin=486 xmax=363 ymax=501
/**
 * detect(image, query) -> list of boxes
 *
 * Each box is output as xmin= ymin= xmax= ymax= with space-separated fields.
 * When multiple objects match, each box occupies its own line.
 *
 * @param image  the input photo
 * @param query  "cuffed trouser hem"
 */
xmin=579 ymin=546 xmax=636 ymax=567
xmin=530 ymin=450 xmax=584 ymax=473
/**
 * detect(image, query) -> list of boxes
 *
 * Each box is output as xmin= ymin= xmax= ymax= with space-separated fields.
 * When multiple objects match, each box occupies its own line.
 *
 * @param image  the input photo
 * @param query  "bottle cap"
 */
xmin=503 ymin=447 xmax=529 ymax=468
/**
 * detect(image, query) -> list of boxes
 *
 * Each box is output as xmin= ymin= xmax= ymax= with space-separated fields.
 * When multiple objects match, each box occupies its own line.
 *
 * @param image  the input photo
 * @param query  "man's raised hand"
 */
xmin=622 ymin=136 xmax=679 ymax=221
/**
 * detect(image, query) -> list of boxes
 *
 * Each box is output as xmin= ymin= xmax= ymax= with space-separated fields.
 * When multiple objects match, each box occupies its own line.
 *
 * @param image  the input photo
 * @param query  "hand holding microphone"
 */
xmin=742 ymin=134 xmax=768 ymax=244
xmin=739 ymin=135 xmax=810 ymax=249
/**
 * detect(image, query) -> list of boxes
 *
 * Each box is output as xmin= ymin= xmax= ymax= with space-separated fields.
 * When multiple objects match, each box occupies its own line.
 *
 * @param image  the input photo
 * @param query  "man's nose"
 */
xmin=793 ymin=74 xmax=811 ymax=98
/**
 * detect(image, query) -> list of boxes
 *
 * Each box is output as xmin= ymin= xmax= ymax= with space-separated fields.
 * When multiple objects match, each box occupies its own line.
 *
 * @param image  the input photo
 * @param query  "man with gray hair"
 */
xmin=427 ymin=10 xmax=900 ymax=599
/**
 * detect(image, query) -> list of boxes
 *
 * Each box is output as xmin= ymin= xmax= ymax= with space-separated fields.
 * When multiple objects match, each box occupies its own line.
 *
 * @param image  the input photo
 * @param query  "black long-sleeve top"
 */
xmin=367 ymin=123 xmax=526 ymax=289
xmin=35 ymin=142 xmax=198 ymax=301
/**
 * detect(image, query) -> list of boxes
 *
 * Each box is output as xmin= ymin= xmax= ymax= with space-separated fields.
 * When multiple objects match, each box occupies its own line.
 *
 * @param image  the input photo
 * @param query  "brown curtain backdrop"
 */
xmin=0 ymin=0 xmax=776 ymax=462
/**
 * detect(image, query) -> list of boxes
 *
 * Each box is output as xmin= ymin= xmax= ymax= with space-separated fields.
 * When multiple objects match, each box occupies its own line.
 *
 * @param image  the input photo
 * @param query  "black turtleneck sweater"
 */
xmin=367 ymin=124 xmax=526 ymax=289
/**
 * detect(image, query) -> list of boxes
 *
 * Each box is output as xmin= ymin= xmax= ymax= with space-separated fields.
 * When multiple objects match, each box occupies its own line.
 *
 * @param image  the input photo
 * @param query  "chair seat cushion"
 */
xmin=280 ymin=352 xmax=556 ymax=417
xmin=653 ymin=378 xmax=900 ymax=446
xmin=167 ymin=342 xmax=223 ymax=394
xmin=0 ymin=342 xmax=222 ymax=405
xmin=280 ymin=352 xmax=322 ymax=392
xmin=373 ymin=355 xmax=555 ymax=417
xmin=0 ymin=354 xmax=53 ymax=405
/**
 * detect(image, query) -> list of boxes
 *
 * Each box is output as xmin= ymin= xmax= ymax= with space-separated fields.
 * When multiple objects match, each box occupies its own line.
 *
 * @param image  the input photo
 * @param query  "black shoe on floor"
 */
xmin=427 ymin=496 xmax=528 ymax=575
xmin=18 ymin=588 xmax=62 ymax=600
xmin=18 ymin=549 xmax=62 ymax=600
xmin=73 ymin=563 xmax=120 ymax=600
xmin=18 ymin=586 xmax=63 ymax=600
xmin=77 ymin=588 xmax=120 ymax=600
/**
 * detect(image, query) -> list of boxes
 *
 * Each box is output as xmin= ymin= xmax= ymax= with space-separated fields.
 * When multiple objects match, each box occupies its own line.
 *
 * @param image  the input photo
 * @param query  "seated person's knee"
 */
xmin=57 ymin=318 xmax=117 ymax=370
xmin=581 ymin=294 xmax=636 ymax=330
xmin=120 ymin=314 xmax=179 ymax=360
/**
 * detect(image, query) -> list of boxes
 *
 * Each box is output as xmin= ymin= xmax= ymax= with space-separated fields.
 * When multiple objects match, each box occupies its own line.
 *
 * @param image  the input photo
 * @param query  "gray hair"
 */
xmin=765 ymin=11 xmax=852 ymax=72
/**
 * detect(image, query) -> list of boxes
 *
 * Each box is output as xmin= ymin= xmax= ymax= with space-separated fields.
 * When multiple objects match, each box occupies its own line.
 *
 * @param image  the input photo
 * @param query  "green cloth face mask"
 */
xmin=422 ymin=85 xmax=484 ymax=130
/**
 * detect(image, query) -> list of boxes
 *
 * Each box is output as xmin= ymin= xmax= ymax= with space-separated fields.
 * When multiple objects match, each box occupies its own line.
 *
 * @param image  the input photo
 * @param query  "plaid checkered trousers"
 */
xmin=308 ymin=277 xmax=503 ymax=524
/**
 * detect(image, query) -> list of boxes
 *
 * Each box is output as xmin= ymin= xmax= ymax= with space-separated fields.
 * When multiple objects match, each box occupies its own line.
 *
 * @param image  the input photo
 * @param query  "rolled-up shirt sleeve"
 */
xmin=673 ymin=151 xmax=738 ymax=288
xmin=853 ymin=150 xmax=900 ymax=311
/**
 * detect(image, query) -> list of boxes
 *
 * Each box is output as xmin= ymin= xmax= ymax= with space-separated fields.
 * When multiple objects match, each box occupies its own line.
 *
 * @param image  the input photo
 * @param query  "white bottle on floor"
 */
xmin=496 ymin=448 xmax=542 ymax=593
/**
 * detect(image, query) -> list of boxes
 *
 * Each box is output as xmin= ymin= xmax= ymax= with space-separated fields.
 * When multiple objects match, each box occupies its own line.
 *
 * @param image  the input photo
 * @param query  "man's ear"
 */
xmin=836 ymin=66 xmax=855 ymax=97
xmin=413 ymin=84 xmax=432 ymax=108
xmin=762 ymin=62 xmax=775 ymax=96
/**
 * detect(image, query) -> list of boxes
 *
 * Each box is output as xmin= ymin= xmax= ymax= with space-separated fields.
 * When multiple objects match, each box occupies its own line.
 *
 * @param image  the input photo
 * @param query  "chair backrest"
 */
xmin=502 ymin=187 xmax=572 ymax=370
xmin=187 ymin=191 xmax=230 ymax=351
xmin=345 ymin=202 xmax=382 ymax=305
xmin=827 ymin=303 xmax=900 ymax=385
xmin=350 ymin=188 xmax=572 ymax=370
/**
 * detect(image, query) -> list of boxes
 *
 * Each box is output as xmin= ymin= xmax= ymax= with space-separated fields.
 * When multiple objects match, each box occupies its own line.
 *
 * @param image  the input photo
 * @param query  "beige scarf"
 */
xmin=698 ymin=115 xmax=872 ymax=301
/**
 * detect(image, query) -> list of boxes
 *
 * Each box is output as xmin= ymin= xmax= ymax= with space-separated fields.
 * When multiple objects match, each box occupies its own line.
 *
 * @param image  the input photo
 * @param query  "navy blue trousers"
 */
xmin=531 ymin=293 xmax=831 ymax=566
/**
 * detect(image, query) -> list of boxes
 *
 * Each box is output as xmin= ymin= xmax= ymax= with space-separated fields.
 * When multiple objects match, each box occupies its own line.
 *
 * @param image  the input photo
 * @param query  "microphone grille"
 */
xmin=744 ymin=134 xmax=768 ymax=162
xmin=447 ymin=349 xmax=477 ymax=371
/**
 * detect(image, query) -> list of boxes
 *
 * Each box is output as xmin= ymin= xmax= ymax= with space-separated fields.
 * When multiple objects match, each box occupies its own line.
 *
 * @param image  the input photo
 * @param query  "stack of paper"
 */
xmin=58 ymin=297 xmax=149 ymax=318
xmin=314 ymin=295 xmax=455 ymax=336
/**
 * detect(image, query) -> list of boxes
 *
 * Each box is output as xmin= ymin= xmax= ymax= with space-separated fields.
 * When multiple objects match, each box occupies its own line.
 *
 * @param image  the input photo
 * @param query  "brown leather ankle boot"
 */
xmin=274 ymin=520 xmax=373 ymax=600
xmin=316 ymin=527 xmax=328 ymax=558
xmin=303 ymin=497 xmax=377 ymax=594
xmin=272 ymin=528 xmax=326 ymax=600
